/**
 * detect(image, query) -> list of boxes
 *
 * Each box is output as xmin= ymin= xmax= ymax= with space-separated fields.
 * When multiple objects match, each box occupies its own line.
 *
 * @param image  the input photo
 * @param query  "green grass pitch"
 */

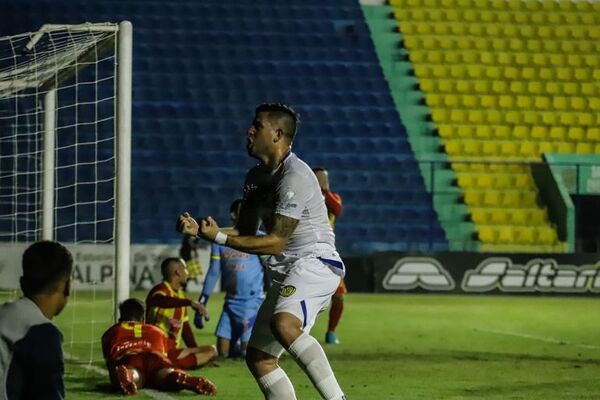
xmin=9 ymin=291 xmax=600 ymax=399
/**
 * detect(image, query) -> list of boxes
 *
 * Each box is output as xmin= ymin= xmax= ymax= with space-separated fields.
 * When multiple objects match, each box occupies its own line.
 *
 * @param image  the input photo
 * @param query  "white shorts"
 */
xmin=248 ymin=256 xmax=342 ymax=358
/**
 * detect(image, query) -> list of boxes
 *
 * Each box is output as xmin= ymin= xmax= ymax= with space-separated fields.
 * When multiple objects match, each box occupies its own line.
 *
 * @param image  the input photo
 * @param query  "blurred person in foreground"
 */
xmin=101 ymin=298 xmax=216 ymax=396
xmin=0 ymin=241 xmax=73 ymax=400
xmin=177 ymin=103 xmax=346 ymax=400
xmin=312 ymin=167 xmax=345 ymax=345
xmin=195 ymin=198 xmax=266 ymax=358
xmin=146 ymin=257 xmax=217 ymax=369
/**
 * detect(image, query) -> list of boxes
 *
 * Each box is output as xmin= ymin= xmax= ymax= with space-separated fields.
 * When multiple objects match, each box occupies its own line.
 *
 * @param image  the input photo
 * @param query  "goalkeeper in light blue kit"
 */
xmin=194 ymin=199 xmax=266 ymax=358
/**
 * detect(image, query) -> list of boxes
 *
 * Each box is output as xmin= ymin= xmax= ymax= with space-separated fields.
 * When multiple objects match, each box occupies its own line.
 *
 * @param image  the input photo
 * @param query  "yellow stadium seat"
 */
xmin=462 ymin=95 xmax=478 ymax=108
xmin=475 ymin=125 xmax=493 ymax=139
xmin=500 ymin=141 xmax=518 ymax=157
xmin=528 ymin=81 xmax=544 ymax=94
xmin=463 ymin=140 xmax=481 ymax=156
xmin=538 ymin=68 xmax=554 ymax=80
xmin=557 ymin=142 xmax=575 ymax=153
xmin=478 ymin=226 xmax=495 ymax=243
xmin=433 ymin=23 xmax=450 ymax=35
xmin=578 ymin=113 xmax=594 ymax=127
xmin=453 ymin=80 xmax=469 ymax=93
xmin=587 ymin=128 xmax=600 ymax=141
xmin=539 ymin=142 xmax=554 ymax=154
xmin=505 ymin=111 xmax=522 ymax=125
xmin=467 ymin=110 xmax=485 ymax=124
xmin=492 ymin=81 xmax=509 ymax=95
xmin=534 ymin=96 xmax=550 ymax=110
xmin=498 ymin=227 xmax=514 ymax=243
xmin=450 ymin=109 xmax=468 ymax=124
xmin=522 ymin=111 xmax=541 ymax=125
xmin=514 ymin=174 xmax=532 ymax=189
xmin=498 ymin=95 xmax=514 ymax=108
xmin=560 ymin=113 xmax=577 ymax=126
xmin=521 ymin=67 xmax=536 ymax=80
xmin=438 ymin=79 xmax=455 ymax=92
xmin=563 ymin=82 xmax=578 ymax=95
xmin=576 ymin=142 xmax=594 ymax=154
xmin=570 ymin=97 xmax=587 ymax=110
xmin=545 ymin=82 xmax=560 ymax=95
xmin=512 ymin=126 xmax=529 ymax=139
xmin=483 ymin=191 xmax=501 ymax=207
xmin=444 ymin=140 xmax=460 ymax=155
xmin=568 ymin=127 xmax=585 ymax=141
xmin=556 ymin=68 xmax=573 ymax=80
xmin=542 ymin=112 xmax=559 ymax=125
xmin=457 ymin=125 xmax=477 ymax=138
xmin=549 ymin=127 xmax=567 ymax=141
xmin=473 ymin=80 xmax=490 ymax=94
xmin=589 ymin=98 xmax=600 ymax=111
xmin=457 ymin=174 xmax=476 ymax=188
xmin=510 ymin=81 xmax=526 ymax=94
xmin=553 ymin=96 xmax=568 ymax=109
xmin=471 ymin=208 xmax=487 ymax=224
xmin=480 ymin=95 xmax=497 ymax=108
xmin=516 ymin=96 xmax=533 ymax=109
xmin=431 ymin=108 xmax=449 ymax=122
xmin=481 ymin=141 xmax=498 ymax=156
xmin=531 ymin=126 xmax=549 ymax=140
xmin=476 ymin=174 xmax=494 ymax=189
xmin=426 ymin=94 xmax=443 ymax=107
xmin=537 ymin=227 xmax=557 ymax=244
xmin=419 ymin=78 xmax=435 ymax=92
xmin=520 ymin=142 xmax=538 ymax=158
xmin=518 ymin=227 xmax=536 ymax=244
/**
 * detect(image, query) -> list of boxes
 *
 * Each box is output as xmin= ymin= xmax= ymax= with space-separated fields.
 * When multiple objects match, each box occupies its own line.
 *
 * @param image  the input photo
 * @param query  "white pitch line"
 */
xmin=64 ymin=352 xmax=176 ymax=400
xmin=477 ymin=328 xmax=600 ymax=350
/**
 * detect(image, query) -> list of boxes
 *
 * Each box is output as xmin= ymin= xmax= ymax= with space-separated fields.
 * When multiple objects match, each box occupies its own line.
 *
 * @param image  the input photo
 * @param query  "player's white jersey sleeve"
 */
xmin=274 ymin=154 xmax=335 ymax=255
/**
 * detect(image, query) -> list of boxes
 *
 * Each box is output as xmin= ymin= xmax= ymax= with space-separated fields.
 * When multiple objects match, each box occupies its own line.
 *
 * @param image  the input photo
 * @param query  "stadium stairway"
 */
xmin=3 ymin=0 xmax=449 ymax=253
xmin=380 ymin=0 xmax=600 ymax=253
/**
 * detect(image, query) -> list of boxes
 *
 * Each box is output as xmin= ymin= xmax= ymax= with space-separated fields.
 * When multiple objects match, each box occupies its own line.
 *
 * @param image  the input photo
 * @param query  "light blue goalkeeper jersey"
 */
xmin=202 ymin=243 xmax=265 ymax=301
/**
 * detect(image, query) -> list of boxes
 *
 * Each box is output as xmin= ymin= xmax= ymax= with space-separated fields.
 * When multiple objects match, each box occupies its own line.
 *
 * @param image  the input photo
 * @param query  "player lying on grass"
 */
xmin=101 ymin=298 xmax=217 ymax=396
xmin=146 ymin=257 xmax=218 ymax=369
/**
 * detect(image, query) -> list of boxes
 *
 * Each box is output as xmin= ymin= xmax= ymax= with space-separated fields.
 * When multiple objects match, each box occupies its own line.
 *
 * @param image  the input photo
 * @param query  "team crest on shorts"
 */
xmin=279 ymin=285 xmax=297 ymax=297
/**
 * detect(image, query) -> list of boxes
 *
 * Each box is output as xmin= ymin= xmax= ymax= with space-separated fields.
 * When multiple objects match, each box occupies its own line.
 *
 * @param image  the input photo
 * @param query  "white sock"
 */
xmin=257 ymin=367 xmax=297 ymax=400
xmin=288 ymin=332 xmax=345 ymax=400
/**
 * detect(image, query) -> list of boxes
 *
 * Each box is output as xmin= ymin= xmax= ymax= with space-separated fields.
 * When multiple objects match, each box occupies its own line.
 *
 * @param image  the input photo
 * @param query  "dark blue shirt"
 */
xmin=0 ymin=298 xmax=65 ymax=400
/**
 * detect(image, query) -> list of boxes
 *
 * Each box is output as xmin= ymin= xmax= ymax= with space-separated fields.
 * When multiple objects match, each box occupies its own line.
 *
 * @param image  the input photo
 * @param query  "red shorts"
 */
xmin=334 ymin=279 xmax=347 ymax=296
xmin=118 ymin=352 xmax=172 ymax=387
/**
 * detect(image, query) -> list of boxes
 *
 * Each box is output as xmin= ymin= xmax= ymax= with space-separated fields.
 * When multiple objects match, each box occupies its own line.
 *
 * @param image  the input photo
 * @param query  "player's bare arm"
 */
xmin=178 ymin=211 xmax=298 ymax=255
xmin=225 ymin=213 xmax=298 ymax=255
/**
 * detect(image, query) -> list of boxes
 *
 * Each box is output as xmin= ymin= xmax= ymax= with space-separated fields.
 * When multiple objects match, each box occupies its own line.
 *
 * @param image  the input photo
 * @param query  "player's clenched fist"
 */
xmin=176 ymin=212 xmax=199 ymax=236
xmin=199 ymin=216 xmax=220 ymax=241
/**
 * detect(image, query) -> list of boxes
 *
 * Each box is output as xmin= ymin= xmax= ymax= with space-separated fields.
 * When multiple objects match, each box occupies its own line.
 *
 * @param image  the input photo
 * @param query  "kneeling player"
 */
xmin=101 ymin=298 xmax=217 ymax=396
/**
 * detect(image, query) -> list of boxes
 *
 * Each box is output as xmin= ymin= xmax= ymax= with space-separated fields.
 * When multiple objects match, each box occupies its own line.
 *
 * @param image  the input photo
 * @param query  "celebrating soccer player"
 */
xmin=177 ymin=103 xmax=346 ymax=400
xmin=146 ymin=258 xmax=217 ymax=369
xmin=101 ymin=298 xmax=217 ymax=396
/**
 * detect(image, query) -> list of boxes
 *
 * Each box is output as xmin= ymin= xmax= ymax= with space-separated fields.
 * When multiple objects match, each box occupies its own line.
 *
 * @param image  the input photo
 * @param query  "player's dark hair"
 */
xmin=119 ymin=298 xmax=145 ymax=322
xmin=20 ymin=241 xmax=73 ymax=297
xmin=230 ymin=198 xmax=244 ymax=213
xmin=312 ymin=166 xmax=327 ymax=174
xmin=160 ymin=257 xmax=182 ymax=279
xmin=255 ymin=103 xmax=299 ymax=142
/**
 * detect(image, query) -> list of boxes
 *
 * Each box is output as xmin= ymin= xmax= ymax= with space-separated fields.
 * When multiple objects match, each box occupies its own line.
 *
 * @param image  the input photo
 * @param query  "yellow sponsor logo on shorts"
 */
xmin=279 ymin=285 xmax=296 ymax=297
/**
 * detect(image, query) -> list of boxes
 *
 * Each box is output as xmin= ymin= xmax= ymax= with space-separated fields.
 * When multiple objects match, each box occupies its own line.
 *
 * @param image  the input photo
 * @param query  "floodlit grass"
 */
xmin=3 ymin=291 xmax=600 ymax=399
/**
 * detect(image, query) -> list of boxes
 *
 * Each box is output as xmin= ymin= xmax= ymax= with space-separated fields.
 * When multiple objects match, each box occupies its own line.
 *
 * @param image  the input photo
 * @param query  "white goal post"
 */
xmin=0 ymin=21 xmax=132 ymax=320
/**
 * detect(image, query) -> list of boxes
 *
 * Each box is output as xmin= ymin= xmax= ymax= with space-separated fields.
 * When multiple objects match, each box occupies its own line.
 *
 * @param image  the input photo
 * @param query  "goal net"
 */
xmin=0 ymin=22 xmax=132 ymax=366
